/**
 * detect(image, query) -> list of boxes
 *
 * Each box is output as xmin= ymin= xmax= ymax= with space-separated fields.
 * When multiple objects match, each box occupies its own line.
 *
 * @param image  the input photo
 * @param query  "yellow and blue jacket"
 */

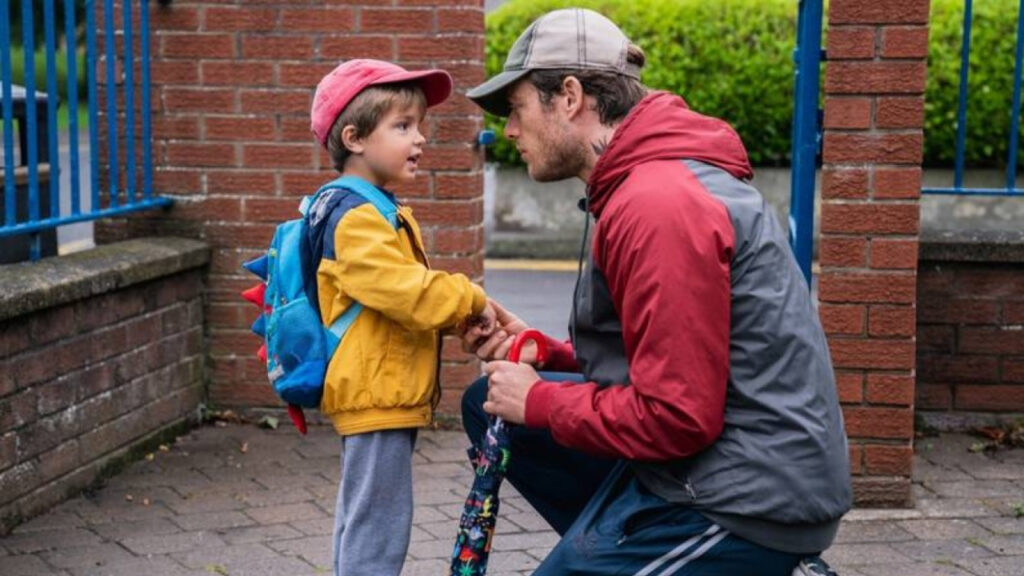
xmin=306 ymin=185 xmax=485 ymax=436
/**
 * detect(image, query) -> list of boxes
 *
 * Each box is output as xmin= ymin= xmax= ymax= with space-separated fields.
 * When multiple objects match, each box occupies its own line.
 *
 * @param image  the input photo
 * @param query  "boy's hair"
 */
xmin=325 ymin=82 xmax=427 ymax=173
xmin=528 ymin=44 xmax=647 ymax=127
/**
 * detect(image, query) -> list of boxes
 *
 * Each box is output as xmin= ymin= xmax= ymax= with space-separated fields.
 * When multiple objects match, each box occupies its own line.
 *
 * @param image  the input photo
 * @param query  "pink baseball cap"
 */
xmin=310 ymin=59 xmax=453 ymax=146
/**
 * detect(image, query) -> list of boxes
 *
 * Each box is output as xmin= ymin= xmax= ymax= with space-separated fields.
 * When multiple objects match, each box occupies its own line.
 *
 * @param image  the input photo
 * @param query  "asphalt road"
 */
xmin=484 ymin=264 xmax=579 ymax=341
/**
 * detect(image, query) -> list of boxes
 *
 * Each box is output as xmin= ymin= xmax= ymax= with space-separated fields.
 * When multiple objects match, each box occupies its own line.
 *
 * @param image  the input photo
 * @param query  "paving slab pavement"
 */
xmin=1 ymin=424 xmax=1022 ymax=576
xmin=3 ymin=265 xmax=1022 ymax=575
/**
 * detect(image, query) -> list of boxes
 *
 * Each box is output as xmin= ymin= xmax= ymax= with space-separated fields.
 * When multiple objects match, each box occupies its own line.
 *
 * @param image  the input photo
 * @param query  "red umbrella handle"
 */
xmin=507 ymin=329 xmax=549 ymax=365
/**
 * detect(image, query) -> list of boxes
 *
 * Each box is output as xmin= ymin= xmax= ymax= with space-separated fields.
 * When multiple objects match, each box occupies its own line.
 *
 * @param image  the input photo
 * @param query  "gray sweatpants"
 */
xmin=332 ymin=428 xmax=416 ymax=576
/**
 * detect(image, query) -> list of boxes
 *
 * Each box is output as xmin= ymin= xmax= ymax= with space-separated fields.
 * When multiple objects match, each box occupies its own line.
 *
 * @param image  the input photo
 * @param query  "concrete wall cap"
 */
xmin=0 ymin=237 xmax=210 ymax=322
xmin=919 ymin=228 xmax=1024 ymax=264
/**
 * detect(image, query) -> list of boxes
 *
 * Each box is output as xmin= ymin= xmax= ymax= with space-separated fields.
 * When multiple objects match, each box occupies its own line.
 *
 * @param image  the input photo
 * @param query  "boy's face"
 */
xmin=359 ymin=102 xmax=427 ymax=187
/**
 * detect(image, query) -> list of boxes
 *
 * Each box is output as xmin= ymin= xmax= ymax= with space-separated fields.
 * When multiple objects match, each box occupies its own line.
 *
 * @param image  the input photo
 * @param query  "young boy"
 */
xmin=308 ymin=59 xmax=495 ymax=576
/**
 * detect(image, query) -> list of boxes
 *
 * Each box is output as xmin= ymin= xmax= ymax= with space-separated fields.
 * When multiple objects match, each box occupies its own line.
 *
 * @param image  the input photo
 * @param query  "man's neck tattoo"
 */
xmin=591 ymin=137 xmax=609 ymax=157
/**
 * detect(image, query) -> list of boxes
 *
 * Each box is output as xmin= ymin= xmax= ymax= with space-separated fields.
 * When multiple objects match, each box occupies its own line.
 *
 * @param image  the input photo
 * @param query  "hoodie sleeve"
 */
xmin=523 ymin=163 xmax=734 ymax=461
xmin=540 ymin=334 xmax=579 ymax=372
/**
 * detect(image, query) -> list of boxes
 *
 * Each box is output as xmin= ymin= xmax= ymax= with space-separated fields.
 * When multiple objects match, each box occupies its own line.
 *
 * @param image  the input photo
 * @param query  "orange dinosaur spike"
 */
xmin=257 ymin=344 xmax=267 ymax=363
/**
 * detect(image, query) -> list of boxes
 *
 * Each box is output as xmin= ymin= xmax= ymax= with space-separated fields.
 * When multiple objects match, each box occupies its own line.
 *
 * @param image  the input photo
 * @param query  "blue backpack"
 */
xmin=241 ymin=176 xmax=399 ymax=433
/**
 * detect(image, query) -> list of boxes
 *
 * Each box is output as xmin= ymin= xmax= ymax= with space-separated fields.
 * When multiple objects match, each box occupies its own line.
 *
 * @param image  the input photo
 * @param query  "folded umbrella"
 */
xmin=450 ymin=330 xmax=548 ymax=576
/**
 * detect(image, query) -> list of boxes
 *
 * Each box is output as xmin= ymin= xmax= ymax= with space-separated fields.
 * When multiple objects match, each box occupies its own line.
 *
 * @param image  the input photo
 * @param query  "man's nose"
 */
xmin=504 ymin=119 xmax=518 ymax=140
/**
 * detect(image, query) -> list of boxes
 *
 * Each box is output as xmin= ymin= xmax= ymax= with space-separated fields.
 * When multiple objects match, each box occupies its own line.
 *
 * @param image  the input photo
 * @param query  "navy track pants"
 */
xmin=462 ymin=375 xmax=802 ymax=576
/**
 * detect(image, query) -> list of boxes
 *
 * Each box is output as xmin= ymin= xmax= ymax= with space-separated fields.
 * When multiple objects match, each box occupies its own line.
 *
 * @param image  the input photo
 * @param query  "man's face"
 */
xmin=504 ymin=80 xmax=586 ymax=182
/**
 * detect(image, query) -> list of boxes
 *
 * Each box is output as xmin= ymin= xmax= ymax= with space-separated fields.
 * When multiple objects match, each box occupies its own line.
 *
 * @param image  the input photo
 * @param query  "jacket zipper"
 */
xmin=399 ymin=213 xmax=442 ymax=407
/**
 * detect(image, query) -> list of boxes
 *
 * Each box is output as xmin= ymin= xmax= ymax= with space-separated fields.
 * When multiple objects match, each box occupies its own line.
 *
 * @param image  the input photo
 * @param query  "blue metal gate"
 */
xmin=922 ymin=0 xmax=1024 ymax=196
xmin=1 ymin=0 xmax=171 ymax=262
xmin=789 ymin=0 xmax=824 ymax=284
xmin=788 ymin=0 xmax=1024 ymax=282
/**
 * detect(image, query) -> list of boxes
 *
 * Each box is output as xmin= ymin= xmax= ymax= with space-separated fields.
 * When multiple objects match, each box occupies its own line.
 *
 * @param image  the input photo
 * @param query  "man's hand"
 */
xmin=482 ymin=360 xmax=541 ymax=425
xmin=462 ymin=299 xmax=532 ymax=362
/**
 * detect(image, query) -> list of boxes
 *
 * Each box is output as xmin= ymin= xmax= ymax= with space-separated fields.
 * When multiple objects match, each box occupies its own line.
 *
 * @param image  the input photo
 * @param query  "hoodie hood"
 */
xmin=587 ymin=91 xmax=754 ymax=217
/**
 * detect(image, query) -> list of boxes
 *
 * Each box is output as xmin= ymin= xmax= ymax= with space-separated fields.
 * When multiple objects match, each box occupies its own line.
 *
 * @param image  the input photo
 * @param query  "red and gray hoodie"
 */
xmin=524 ymin=92 xmax=852 ymax=554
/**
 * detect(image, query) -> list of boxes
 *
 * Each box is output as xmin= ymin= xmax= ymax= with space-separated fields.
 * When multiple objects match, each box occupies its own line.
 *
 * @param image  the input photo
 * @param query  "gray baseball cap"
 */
xmin=467 ymin=8 xmax=641 ymax=117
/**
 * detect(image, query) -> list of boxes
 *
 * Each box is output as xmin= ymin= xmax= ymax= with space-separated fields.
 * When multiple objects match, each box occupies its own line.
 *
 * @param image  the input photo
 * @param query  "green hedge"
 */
xmin=927 ymin=0 xmax=1022 ymax=169
xmin=485 ymin=0 xmax=797 ymax=167
xmin=9 ymin=46 xmax=87 ymax=103
xmin=485 ymin=0 xmax=1023 ymax=169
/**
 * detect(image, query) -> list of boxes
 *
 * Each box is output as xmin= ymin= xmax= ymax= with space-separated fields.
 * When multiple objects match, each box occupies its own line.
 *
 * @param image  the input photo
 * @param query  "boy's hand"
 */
xmin=458 ymin=300 xmax=497 ymax=337
xmin=476 ymin=301 xmax=498 ymax=335
xmin=463 ymin=299 xmax=532 ymax=362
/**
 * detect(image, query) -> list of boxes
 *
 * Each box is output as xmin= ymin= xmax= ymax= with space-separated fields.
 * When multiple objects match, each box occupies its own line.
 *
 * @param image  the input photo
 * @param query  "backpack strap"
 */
xmin=333 ymin=176 xmax=400 ymax=229
xmin=328 ymin=300 xmax=363 ymax=342
xmin=301 ymin=175 xmax=400 ymax=229
xmin=302 ymin=175 xmax=401 ymax=344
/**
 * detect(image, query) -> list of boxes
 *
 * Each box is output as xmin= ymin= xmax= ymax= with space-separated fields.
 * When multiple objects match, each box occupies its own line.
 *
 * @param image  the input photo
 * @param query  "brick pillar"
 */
xmin=97 ymin=1 xmax=486 ymax=415
xmin=820 ymin=0 xmax=930 ymax=507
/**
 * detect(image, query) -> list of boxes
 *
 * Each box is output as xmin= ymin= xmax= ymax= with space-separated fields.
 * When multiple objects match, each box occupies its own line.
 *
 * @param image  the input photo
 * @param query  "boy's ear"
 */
xmin=340 ymin=125 xmax=364 ymax=155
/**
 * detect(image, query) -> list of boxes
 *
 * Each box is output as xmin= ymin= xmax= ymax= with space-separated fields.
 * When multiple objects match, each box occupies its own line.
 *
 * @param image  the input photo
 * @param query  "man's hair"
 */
xmin=325 ymin=82 xmax=427 ymax=172
xmin=528 ymin=43 xmax=647 ymax=126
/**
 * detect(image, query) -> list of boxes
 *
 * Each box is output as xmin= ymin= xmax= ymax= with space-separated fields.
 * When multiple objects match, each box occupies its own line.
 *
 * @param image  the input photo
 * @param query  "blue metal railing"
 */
xmin=789 ymin=0 xmax=824 ymax=284
xmin=923 ymin=0 xmax=1024 ymax=196
xmin=1 ymin=0 xmax=171 ymax=262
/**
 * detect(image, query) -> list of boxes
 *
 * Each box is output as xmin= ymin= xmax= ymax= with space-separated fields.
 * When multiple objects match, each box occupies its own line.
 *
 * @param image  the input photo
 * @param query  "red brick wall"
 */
xmin=918 ymin=260 xmax=1024 ymax=415
xmin=96 ymin=1 xmax=486 ymax=415
xmin=0 ymin=241 xmax=207 ymax=534
xmin=820 ymin=0 xmax=929 ymax=507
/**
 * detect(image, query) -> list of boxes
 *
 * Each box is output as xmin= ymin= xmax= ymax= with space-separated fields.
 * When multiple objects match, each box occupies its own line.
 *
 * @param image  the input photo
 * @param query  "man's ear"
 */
xmin=562 ymin=76 xmax=585 ymax=120
xmin=341 ymin=125 xmax=364 ymax=155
